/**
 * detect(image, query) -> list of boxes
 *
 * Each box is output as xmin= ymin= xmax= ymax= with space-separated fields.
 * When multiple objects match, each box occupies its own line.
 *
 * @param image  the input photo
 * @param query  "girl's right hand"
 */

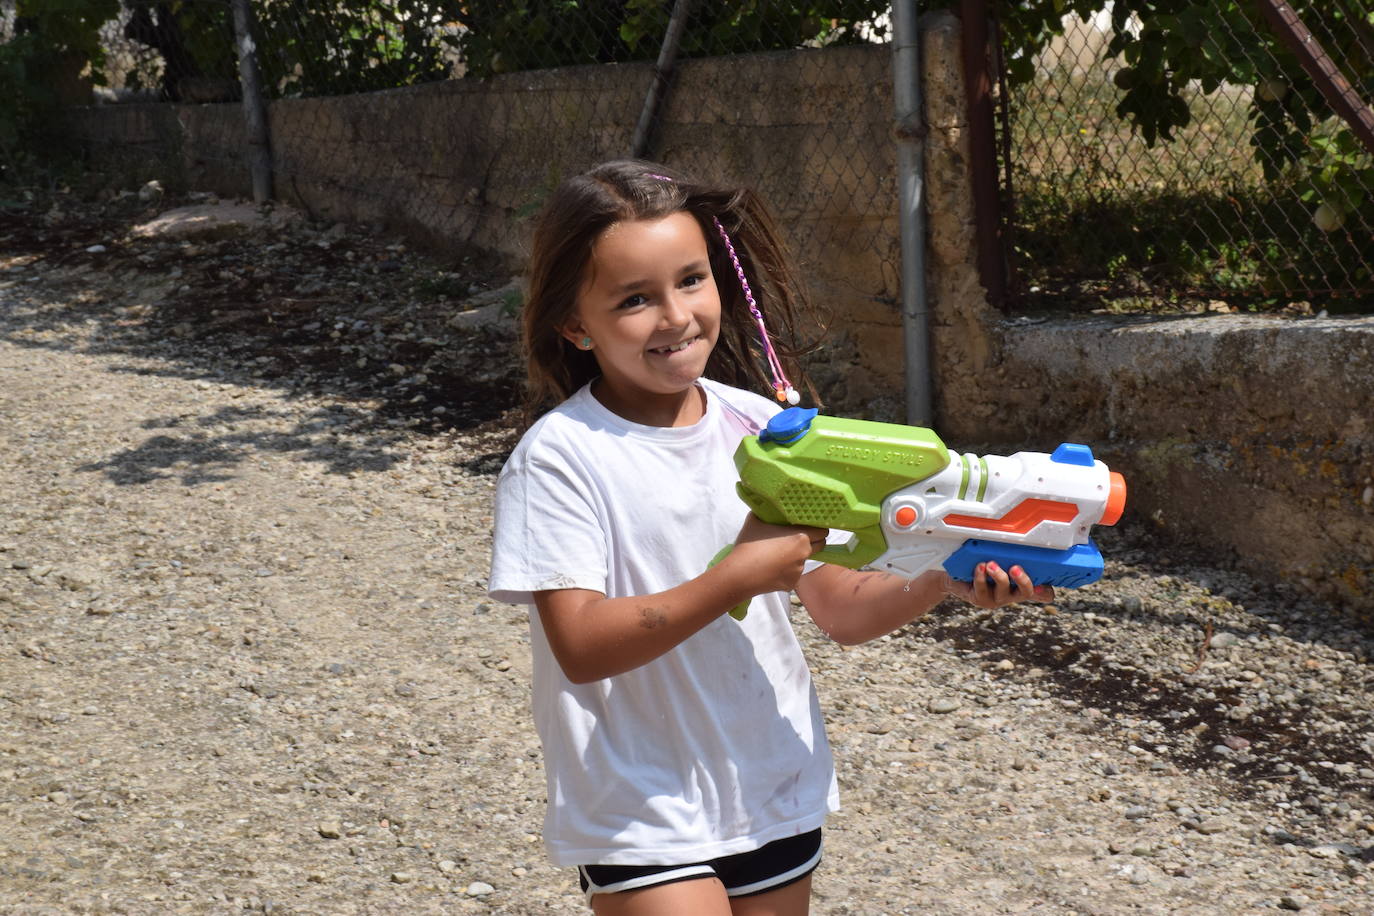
xmin=721 ymin=513 xmax=827 ymax=596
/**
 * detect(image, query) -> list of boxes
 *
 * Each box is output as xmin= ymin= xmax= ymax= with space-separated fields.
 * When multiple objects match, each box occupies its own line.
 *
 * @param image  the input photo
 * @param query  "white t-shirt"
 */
xmin=489 ymin=377 xmax=839 ymax=866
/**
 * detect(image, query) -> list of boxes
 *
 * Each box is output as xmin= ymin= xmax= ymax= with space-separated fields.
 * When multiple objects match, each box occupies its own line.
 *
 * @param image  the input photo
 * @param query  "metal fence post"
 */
xmin=1254 ymin=0 xmax=1374 ymax=158
xmin=230 ymin=0 xmax=273 ymax=203
xmin=959 ymin=0 xmax=1005 ymax=307
xmin=893 ymin=0 xmax=932 ymax=428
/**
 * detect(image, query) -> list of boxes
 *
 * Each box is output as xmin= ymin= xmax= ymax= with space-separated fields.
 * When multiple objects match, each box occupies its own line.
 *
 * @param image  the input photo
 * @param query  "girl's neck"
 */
xmin=590 ymin=379 xmax=707 ymax=428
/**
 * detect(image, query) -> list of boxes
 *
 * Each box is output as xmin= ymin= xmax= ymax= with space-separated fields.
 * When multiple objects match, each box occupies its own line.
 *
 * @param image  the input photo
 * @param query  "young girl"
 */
xmin=489 ymin=159 xmax=1050 ymax=915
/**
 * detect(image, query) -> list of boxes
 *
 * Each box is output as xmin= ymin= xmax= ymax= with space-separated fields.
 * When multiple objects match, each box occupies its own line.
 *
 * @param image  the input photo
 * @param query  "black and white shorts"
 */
xmin=577 ymin=829 xmax=822 ymax=903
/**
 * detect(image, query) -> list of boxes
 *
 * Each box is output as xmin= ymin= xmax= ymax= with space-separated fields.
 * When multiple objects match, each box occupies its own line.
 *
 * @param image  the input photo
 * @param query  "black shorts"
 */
xmin=577 ymin=829 xmax=822 ymax=902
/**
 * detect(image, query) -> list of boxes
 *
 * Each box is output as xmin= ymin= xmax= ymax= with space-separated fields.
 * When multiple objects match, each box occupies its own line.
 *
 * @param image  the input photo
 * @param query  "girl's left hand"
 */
xmin=943 ymin=562 xmax=1054 ymax=609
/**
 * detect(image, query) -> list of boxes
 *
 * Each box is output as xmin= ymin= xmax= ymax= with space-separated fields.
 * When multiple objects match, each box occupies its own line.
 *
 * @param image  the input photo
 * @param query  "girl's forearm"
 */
xmin=797 ymin=566 xmax=950 ymax=646
xmin=799 ymin=561 xmax=1051 ymax=646
xmin=534 ymin=562 xmax=757 ymax=684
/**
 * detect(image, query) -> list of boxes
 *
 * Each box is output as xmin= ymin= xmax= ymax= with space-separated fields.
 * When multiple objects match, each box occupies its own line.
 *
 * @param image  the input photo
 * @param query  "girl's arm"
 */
xmin=795 ymin=561 xmax=1054 ymax=646
xmin=534 ymin=515 xmax=826 ymax=684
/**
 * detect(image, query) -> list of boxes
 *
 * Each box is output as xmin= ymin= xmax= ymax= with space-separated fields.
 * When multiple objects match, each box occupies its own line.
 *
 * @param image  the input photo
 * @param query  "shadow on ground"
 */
xmin=77 ymin=404 xmax=411 ymax=485
xmin=1 ymin=188 xmax=525 ymax=482
xmin=910 ymin=521 xmax=1374 ymax=830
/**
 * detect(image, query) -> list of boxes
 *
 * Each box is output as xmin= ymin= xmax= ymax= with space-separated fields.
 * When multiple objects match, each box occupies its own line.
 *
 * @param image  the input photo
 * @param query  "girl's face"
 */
xmin=562 ymin=212 xmax=721 ymax=427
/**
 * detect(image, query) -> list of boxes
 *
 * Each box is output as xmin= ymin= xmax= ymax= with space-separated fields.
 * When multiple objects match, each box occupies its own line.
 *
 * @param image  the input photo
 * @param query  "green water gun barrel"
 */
xmin=734 ymin=408 xmax=951 ymax=570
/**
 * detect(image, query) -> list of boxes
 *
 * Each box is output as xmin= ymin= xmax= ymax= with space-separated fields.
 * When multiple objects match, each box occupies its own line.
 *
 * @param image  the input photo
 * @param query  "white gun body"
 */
xmin=870 ymin=450 xmax=1120 ymax=581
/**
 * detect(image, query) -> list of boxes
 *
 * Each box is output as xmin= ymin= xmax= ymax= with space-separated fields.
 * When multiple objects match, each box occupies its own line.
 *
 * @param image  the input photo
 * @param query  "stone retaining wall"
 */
xmin=964 ymin=315 xmax=1374 ymax=625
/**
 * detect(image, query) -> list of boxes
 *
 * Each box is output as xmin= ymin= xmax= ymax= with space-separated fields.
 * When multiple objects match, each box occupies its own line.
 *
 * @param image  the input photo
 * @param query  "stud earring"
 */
xmin=580 ymin=337 xmax=594 ymax=350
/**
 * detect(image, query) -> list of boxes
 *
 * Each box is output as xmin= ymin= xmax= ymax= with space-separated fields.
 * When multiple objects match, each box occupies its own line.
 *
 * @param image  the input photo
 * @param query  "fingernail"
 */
xmin=986 ymin=562 xmax=1000 ymax=573
xmin=1010 ymin=565 xmax=1023 ymax=578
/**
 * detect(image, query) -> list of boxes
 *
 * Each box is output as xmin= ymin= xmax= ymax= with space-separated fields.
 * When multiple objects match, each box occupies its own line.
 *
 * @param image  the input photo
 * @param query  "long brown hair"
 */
xmin=522 ymin=158 xmax=818 ymax=411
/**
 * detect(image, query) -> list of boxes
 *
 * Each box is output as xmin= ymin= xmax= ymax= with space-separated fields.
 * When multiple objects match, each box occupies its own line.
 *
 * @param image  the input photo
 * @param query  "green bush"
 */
xmin=0 ymin=0 xmax=119 ymax=181
xmin=453 ymin=1 xmax=891 ymax=78
xmin=254 ymin=0 xmax=464 ymax=97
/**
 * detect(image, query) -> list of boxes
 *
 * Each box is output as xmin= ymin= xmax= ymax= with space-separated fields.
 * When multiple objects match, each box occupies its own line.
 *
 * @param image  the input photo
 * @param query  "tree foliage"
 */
xmin=5 ymin=0 xmax=1372 ymax=215
xmin=1034 ymin=3 xmax=1366 ymax=219
xmin=108 ymin=1 xmax=465 ymax=99
xmin=253 ymin=0 xmax=466 ymax=97
xmin=451 ymin=1 xmax=890 ymax=77
xmin=0 ymin=0 xmax=120 ymax=176
xmin=1088 ymin=0 xmax=1374 ymax=225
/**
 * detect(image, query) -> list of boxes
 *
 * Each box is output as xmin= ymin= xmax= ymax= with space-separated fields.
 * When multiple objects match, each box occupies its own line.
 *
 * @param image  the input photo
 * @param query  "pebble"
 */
xmin=54 ymin=566 xmax=98 ymax=590
xmin=928 ymin=698 xmax=961 ymax=715
xmin=317 ymin=821 xmax=342 ymax=839
xmin=465 ymin=881 xmax=495 ymax=897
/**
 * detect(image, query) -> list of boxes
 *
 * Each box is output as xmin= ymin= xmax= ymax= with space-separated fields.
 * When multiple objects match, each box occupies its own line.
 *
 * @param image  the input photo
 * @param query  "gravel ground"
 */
xmin=1 ymin=188 xmax=1372 ymax=914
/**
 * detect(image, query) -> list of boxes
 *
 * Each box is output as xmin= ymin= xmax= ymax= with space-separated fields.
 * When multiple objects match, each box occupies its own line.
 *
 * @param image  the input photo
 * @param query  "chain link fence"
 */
xmin=1003 ymin=3 xmax=1374 ymax=314
xmin=20 ymin=2 xmax=897 ymax=332
xmin=83 ymin=1 xmax=892 ymax=97
xmin=9 ymin=3 xmax=1374 ymax=318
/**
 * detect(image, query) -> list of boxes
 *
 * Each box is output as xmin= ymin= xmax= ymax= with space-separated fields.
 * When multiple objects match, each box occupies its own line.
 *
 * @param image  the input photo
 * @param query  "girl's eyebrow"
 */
xmin=606 ymin=260 xmax=710 ymax=295
xmin=607 ymin=277 xmax=649 ymax=295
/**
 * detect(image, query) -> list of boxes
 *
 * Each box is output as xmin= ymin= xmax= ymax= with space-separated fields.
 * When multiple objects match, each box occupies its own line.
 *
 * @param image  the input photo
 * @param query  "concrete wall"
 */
xmin=61 ymin=12 xmax=1374 ymax=626
xmin=969 ymin=315 xmax=1374 ymax=625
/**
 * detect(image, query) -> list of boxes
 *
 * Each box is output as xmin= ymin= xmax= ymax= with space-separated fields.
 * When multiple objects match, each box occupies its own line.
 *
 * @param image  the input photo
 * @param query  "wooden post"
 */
xmin=230 ymin=0 xmax=273 ymax=202
xmin=632 ymin=0 xmax=696 ymax=160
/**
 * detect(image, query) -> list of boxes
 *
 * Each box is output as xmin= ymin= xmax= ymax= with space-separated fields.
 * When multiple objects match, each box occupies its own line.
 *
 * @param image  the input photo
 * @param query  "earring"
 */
xmin=579 ymin=337 xmax=594 ymax=350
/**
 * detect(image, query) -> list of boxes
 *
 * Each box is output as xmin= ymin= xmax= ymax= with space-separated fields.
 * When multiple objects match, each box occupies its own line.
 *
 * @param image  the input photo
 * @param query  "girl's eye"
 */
xmin=617 ymin=294 xmax=647 ymax=309
xmin=681 ymin=273 xmax=706 ymax=289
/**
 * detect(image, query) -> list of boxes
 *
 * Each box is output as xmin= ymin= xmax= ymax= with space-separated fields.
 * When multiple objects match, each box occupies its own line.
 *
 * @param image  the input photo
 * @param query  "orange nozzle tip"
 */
xmin=1101 ymin=471 xmax=1127 ymax=526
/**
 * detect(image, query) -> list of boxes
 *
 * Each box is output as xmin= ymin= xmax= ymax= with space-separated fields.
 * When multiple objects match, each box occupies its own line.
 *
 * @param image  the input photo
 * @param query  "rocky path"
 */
xmin=1 ymin=194 xmax=1371 ymax=914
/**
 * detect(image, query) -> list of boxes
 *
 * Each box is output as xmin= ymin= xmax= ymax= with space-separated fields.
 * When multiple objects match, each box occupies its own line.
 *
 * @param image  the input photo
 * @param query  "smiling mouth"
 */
xmin=649 ymin=336 xmax=699 ymax=355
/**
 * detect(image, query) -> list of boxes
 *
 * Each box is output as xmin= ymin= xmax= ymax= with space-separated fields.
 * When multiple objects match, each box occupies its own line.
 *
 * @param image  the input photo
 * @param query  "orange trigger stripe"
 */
xmin=944 ymin=498 xmax=1079 ymax=534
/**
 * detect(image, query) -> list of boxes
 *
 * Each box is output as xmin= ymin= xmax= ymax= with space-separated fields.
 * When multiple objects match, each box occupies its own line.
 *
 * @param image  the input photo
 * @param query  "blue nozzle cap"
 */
xmin=1050 ymin=442 xmax=1095 ymax=467
xmin=760 ymin=407 xmax=818 ymax=445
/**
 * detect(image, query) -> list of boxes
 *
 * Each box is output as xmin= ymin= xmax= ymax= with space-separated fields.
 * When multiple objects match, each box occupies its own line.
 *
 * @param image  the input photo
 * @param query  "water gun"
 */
xmin=719 ymin=407 xmax=1126 ymax=619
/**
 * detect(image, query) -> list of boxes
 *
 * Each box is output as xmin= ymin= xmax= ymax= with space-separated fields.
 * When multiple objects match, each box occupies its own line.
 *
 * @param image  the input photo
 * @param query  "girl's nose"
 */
xmin=658 ymin=292 xmax=691 ymax=329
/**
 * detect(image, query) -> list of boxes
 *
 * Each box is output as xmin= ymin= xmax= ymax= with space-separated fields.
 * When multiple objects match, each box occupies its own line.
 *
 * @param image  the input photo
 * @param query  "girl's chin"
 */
xmin=599 ymin=373 xmax=700 ymax=399
xmin=641 ymin=355 xmax=707 ymax=380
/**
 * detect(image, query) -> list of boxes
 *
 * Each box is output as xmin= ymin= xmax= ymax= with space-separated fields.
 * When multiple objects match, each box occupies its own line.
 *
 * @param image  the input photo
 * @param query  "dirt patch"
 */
xmin=0 ymin=185 xmax=526 ymax=444
xmin=2 ymin=186 xmax=1372 ymax=914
